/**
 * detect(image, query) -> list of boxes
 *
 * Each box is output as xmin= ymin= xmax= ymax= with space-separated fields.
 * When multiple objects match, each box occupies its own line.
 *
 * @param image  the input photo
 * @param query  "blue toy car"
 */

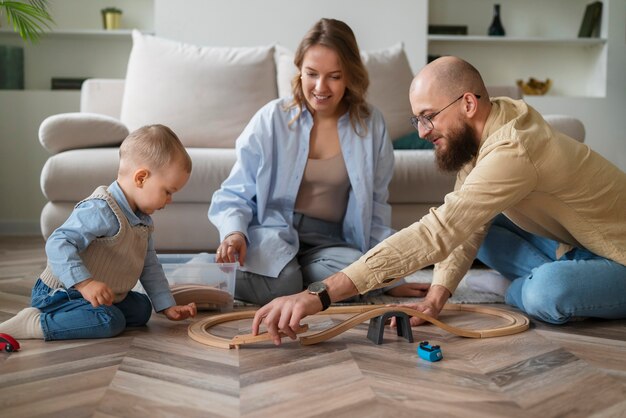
xmin=417 ymin=341 xmax=443 ymax=362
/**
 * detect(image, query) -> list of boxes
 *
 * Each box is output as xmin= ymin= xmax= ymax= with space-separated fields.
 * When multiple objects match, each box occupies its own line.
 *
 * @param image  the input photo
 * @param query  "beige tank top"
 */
xmin=294 ymin=153 xmax=350 ymax=223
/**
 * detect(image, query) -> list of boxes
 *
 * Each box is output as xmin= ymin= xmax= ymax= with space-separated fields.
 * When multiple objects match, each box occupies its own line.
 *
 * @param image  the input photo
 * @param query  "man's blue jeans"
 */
xmin=31 ymin=279 xmax=153 ymax=340
xmin=477 ymin=214 xmax=626 ymax=324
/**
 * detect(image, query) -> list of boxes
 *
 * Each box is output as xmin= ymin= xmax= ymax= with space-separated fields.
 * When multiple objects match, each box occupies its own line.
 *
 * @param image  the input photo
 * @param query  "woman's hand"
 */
xmin=216 ymin=232 xmax=247 ymax=266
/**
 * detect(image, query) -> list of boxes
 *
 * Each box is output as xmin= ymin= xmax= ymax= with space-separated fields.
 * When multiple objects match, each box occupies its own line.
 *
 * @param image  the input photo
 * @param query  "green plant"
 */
xmin=0 ymin=0 xmax=54 ymax=43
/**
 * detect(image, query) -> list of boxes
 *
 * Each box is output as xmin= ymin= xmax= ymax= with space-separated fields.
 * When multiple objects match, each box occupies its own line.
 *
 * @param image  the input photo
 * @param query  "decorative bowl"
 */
xmin=516 ymin=78 xmax=552 ymax=95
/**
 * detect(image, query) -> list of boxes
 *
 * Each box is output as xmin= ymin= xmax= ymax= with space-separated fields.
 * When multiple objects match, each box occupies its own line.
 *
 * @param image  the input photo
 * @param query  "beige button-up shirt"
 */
xmin=343 ymin=97 xmax=626 ymax=295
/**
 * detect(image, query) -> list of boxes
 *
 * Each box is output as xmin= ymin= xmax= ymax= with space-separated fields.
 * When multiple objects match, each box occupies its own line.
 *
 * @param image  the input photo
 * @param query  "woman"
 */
xmin=209 ymin=18 xmax=426 ymax=304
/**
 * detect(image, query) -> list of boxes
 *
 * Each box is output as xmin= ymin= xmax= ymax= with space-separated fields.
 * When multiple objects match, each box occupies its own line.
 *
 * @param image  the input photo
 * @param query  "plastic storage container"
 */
xmin=157 ymin=253 xmax=237 ymax=311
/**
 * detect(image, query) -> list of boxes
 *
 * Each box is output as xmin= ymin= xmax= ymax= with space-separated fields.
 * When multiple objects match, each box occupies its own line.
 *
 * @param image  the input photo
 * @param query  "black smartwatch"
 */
xmin=307 ymin=281 xmax=331 ymax=311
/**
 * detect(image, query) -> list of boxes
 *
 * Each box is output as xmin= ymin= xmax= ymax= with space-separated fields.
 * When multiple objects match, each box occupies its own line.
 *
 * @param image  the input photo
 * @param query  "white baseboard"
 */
xmin=0 ymin=220 xmax=42 ymax=236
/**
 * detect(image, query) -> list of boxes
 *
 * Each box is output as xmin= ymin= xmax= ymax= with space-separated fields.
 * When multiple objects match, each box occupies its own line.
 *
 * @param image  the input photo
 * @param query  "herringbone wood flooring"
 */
xmin=1 ymin=236 xmax=625 ymax=417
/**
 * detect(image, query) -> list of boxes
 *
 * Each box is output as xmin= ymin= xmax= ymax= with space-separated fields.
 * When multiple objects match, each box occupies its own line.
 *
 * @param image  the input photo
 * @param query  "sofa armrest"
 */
xmin=544 ymin=114 xmax=585 ymax=143
xmin=80 ymin=79 xmax=125 ymax=119
xmin=39 ymin=112 xmax=129 ymax=154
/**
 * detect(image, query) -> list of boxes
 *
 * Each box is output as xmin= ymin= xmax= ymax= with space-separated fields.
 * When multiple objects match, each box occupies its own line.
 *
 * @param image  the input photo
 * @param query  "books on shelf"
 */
xmin=578 ymin=1 xmax=603 ymax=38
xmin=428 ymin=25 xmax=468 ymax=35
xmin=0 ymin=45 xmax=24 ymax=89
xmin=51 ymin=77 xmax=88 ymax=90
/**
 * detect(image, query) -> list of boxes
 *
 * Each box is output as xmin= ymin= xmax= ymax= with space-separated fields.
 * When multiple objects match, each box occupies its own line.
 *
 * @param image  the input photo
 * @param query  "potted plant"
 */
xmin=101 ymin=7 xmax=122 ymax=30
xmin=0 ymin=0 xmax=54 ymax=43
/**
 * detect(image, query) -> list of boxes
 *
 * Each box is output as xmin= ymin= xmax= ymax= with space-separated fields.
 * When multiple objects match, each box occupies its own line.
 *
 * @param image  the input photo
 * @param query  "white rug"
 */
xmin=232 ymin=268 xmax=506 ymax=308
xmin=363 ymin=268 xmax=505 ymax=305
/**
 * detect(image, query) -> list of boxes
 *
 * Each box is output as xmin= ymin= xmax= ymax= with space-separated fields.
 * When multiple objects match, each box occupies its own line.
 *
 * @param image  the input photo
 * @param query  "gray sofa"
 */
xmin=38 ymin=33 xmax=585 ymax=251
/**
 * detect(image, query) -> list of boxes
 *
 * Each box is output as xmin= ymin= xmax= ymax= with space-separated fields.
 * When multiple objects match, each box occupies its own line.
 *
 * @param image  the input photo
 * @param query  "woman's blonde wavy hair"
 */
xmin=286 ymin=18 xmax=370 ymax=136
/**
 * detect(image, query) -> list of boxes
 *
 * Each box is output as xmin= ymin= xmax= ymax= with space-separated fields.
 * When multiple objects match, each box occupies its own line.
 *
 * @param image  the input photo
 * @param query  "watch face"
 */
xmin=308 ymin=281 xmax=326 ymax=294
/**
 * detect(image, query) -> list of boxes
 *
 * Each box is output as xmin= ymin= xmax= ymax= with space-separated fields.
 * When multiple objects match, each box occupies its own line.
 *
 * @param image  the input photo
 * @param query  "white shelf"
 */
xmin=0 ymin=28 xmax=152 ymax=39
xmin=426 ymin=0 xmax=610 ymax=98
xmin=428 ymin=35 xmax=607 ymax=46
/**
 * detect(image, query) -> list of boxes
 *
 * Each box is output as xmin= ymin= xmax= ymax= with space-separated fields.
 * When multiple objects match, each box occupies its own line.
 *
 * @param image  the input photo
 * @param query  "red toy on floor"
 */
xmin=0 ymin=333 xmax=20 ymax=352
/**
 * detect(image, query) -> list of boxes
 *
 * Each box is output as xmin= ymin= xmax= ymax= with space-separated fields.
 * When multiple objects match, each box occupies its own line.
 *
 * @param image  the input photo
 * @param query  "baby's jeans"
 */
xmin=31 ymin=279 xmax=152 ymax=340
xmin=478 ymin=214 xmax=626 ymax=324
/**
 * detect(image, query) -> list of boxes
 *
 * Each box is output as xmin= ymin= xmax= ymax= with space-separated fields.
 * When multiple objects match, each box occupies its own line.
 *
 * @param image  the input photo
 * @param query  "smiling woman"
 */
xmin=209 ymin=18 xmax=426 ymax=307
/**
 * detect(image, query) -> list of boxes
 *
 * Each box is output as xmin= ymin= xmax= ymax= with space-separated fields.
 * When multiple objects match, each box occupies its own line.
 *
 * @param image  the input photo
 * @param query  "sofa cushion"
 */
xmin=360 ymin=43 xmax=415 ymax=142
xmin=41 ymin=147 xmax=452 ymax=207
xmin=121 ymin=30 xmax=278 ymax=148
xmin=275 ymin=44 xmax=297 ymax=99
xmin=41 ymin=148 xmax=237 ymax=204
xmin=39 ymin=113 xmax=128 ymax=154
xmin=275 ymin=43 xmax=415 ymax=142
xmin=544 ymin=115 xmax=585 ymax=143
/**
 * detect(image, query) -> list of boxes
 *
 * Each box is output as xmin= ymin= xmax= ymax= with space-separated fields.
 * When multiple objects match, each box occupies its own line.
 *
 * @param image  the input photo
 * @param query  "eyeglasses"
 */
xmin=410 ymin=93 xmax=481 ymax=132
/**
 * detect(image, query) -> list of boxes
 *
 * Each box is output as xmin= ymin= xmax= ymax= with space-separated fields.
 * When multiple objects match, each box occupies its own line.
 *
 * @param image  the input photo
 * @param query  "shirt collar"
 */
xmin=481 ymin=99 xmax=502 ymax=147
xmin=108 ymin=181 xmax=153 ymax=227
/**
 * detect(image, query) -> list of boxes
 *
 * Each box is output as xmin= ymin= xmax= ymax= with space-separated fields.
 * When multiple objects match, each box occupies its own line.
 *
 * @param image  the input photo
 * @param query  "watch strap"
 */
xmin=317 ymin=288 xmax=331 ymax=311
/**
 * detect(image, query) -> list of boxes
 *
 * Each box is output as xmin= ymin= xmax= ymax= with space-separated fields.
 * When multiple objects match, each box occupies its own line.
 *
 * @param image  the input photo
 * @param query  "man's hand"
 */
xmin=389 ymin=284 xmax=451 ymax=327
xmin=216 ymin=232 xmax=247 ymax=266
xmin=252 ymin=272 xmax=359 ymax=346
xmin=385 ymin=282 xmax=431 ymax=298
xmin=163 ymin=303 xmax=197 ymax=320
xmin=75 ymin=279 xmax=115 ymax=308
xmin=252 ymin=291 xmax=324 ymax=346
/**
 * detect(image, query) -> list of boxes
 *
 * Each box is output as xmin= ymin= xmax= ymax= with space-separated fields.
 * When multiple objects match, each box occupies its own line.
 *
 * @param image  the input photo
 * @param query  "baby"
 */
xmin=0 ymin=124 xmax=196 ymax=340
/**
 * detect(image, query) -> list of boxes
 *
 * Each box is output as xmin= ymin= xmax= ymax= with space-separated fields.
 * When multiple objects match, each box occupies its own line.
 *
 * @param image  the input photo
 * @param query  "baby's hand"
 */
xmin=163 ymin=303 xmax=197 ymax=321
xmin=74 ymin=279 xmax=115 ymax=307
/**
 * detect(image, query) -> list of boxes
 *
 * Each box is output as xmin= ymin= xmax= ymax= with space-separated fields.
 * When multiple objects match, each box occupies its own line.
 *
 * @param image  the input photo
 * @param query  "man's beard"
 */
xmin=434 ymin=122 xmax=479 ymax=172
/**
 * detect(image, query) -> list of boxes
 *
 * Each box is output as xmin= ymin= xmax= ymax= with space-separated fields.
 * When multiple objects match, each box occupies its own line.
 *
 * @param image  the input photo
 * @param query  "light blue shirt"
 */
xmin=209 ymin=98 xmax=395 ymax=278
xmin=45 ymin=181 xmax=175 ymax=311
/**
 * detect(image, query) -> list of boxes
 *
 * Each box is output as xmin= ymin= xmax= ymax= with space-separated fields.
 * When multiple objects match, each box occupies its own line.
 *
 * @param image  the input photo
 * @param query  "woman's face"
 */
xmin=300 ymin=44 xmax=347 ymax=117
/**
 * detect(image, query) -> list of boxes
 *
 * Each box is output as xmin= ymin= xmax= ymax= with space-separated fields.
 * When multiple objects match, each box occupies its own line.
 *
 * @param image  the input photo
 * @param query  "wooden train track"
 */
xmin=188 ymin=304 xmax=529 ymax=349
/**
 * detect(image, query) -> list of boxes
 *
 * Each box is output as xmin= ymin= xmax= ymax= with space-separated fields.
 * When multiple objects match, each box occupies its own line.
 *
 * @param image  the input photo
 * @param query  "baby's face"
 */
xmin=134 ymin=163 xmax=189 ymax=215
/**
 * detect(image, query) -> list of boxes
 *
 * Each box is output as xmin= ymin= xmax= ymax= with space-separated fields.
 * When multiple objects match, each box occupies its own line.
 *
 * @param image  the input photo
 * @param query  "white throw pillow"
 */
xmin=121 ymin=31 xmax=278 ymax=148
xmin=39 ymin=112 xmax=129 ymax=154
xmin=275 ymin=44 xmax=298 ymax=99
xmin=275 ymin=43 xmax=415 ymax=141
xmin=361 ymin=43 xmax=415 ymax=141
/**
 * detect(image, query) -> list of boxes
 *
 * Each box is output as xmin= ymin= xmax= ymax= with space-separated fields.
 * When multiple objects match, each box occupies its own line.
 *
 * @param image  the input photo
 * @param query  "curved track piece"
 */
xmin=299 ymin=304 xmax=528 ymax=345
xmin=188 ymin=304 xmax=529 ymax=349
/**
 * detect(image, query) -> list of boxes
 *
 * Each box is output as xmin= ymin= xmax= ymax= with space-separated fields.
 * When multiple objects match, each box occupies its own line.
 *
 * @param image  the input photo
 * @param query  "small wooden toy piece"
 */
xmin=170 ymin=284 xmax=233 ymax=311
xmin=231 ymin=324 xmax=309 ymax=348
xmin=366 ymin=311 xmax=413 ymax=345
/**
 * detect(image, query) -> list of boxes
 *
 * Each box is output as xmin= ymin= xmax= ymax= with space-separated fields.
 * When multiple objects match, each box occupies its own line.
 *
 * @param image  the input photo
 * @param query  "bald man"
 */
xmin=253 ymin=56 xmax=626 ymax=345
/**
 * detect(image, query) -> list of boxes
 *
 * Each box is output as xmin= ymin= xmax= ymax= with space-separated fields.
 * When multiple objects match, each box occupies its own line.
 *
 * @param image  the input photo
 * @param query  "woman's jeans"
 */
xmin=31 ymin=279 xmax=152 ymax=340
xmin=235 ymin=213 xmax=370 ymax=305
xmin=477 ymin=214 xmax=626 ymax=324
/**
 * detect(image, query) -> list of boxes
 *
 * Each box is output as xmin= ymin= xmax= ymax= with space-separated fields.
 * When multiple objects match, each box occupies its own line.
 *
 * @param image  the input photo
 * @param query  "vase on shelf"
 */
xmin=101 ymin=7 xmax=122 ymax=30
xmin=488 ymin=4 xmax=506 ymax=36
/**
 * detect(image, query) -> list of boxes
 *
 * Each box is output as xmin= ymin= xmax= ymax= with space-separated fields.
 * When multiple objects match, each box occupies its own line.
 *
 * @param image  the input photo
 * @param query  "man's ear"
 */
xmin=462 ymin=93 xmax=480 ymax=118
xmin=134 ymin=168 xmax=150 ymax=187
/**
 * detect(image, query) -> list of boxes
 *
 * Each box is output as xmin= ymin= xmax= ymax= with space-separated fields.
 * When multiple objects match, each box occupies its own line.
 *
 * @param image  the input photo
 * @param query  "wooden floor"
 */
xmin=1 ymin=236 xmax=625 ymax=418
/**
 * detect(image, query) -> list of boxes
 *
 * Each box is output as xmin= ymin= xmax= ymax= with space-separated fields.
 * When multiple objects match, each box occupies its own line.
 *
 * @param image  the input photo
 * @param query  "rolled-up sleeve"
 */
xmin=344 ymin=139 xmax=537 ymax=295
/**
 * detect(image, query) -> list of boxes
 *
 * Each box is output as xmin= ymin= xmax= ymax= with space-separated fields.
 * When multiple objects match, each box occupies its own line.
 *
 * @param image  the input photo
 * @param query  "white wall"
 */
xmin=0 ymin=91 xmax=79 ymax=234
xmin=526 ymin=0 xmax=626 ymax=171
xmin=155 ymin=0 xmax=428 ymax=72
